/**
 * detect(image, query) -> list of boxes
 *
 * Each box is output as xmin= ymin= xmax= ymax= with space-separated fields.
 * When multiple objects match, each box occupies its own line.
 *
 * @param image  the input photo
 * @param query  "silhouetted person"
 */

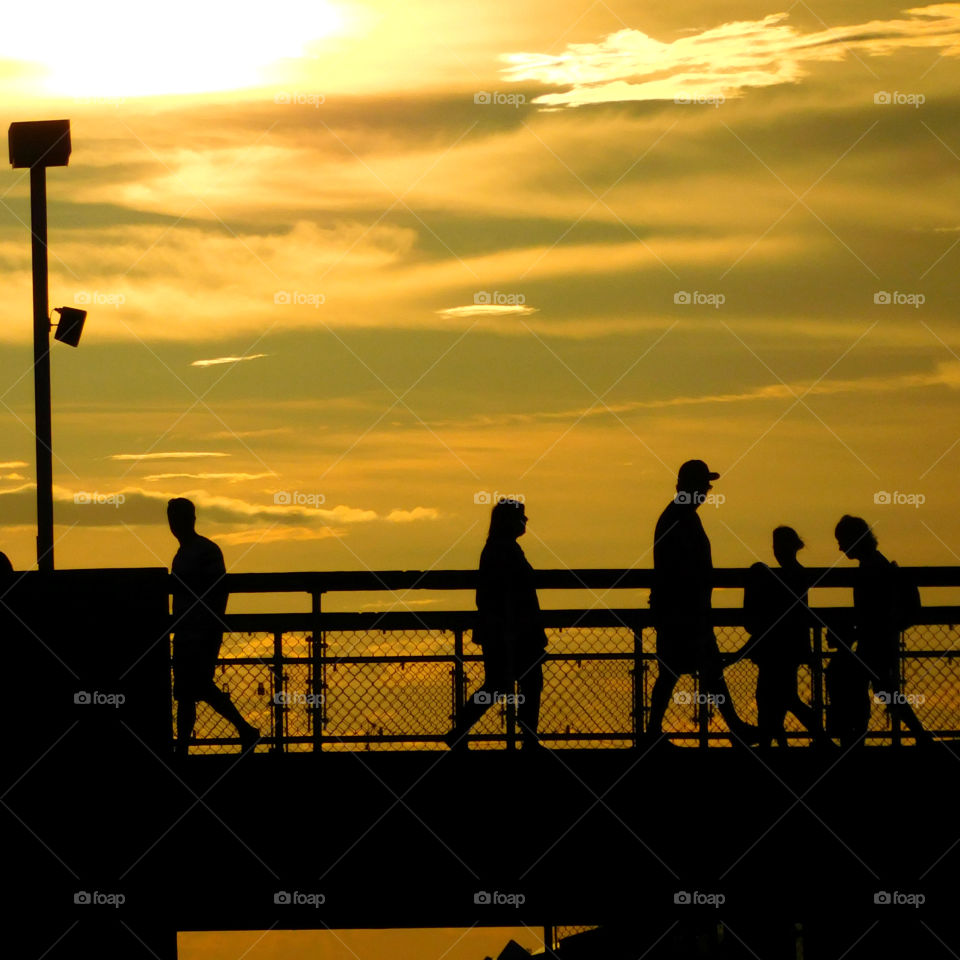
xmin=647 ymin=460 xmax=758 ymax=745
xmin=0 ymin=551 xmax=13 ymax=620
xmin=444 ymin=498 xmax=547 ymax=752
xmin=743 ymin=527 xmax=831 ymax=748
xmin=831 ymin=515 xmax=931 ymax=747
xmin=168 ymin=498 xmax=259 ymax=755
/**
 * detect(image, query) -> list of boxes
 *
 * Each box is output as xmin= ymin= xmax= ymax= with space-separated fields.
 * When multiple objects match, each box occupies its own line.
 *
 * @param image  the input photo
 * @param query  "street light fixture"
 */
xmin=53 ymin=307 xmax=87 ymax=348
xmin=8 ymin=119 xmax=74 ymax=572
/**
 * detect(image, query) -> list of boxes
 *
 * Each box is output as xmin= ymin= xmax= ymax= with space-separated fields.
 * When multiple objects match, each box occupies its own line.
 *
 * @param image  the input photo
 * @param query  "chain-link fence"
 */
xmin=171 ymin=614 xmax=960 ymax=754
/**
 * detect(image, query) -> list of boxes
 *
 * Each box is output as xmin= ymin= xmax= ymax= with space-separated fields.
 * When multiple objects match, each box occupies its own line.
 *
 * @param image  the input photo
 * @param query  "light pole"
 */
xmin=8 ymin=119 xmax=72 ymax=571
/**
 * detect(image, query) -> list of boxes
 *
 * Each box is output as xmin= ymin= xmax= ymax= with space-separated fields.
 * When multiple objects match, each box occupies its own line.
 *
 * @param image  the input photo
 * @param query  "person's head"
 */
xmin=167 ymin=497 xmax=197 ymax=540
xmin=675 ymin=459 xmax=719 ymax=507
xmin=772 ymin=526 xmax=804 ymax=566
xmin=835 ymin=514 xmax=877 ymax=560
xmin=488 ymin=498 xmax=527 ymax=540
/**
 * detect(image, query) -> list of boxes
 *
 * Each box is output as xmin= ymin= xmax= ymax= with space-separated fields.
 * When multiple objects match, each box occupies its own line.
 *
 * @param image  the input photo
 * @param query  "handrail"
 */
xmin=163 ymin=567 xmax=960 ymax=595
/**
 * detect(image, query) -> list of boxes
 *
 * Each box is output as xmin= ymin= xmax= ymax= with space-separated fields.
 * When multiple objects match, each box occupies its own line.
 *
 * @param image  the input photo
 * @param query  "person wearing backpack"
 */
xmin=444 ymin=498 xmax=548 ymax=752
xmin=742 ymin=527 xmax=832 ymax=749
xmin=833 ymin=515 xmax=931 ymax=746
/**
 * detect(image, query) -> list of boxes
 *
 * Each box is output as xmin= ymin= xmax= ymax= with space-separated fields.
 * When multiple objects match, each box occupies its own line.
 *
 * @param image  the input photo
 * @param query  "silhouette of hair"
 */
xmin=773 ymin=526 xmax=804 ymax=552
xmin=488 ymin=498 xmax=525 ymax=539
xmin=167 ymin=497 xmax=195 ymax=520
xmin=835 ymin=514 xmax=877 ymax=551
xmin=167 ymin=497 xmax=197 ymax=536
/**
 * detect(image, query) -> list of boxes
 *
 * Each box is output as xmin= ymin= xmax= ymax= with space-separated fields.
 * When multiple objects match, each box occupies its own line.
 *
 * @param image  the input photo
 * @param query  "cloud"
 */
xmin=0 ymin=461 xmax=28 ymax=468
xmin=190 ymin=354 xmax=269 ymax=367
xmin=437 ymin=304 xmax=539 ymax=319
xmin=434 ymin=361 xmax=960 ymax=427
xmin=502 ymin=6 xmax=960 ymax=108
xmin=109 ymin=451 xmax=229 ymax=462
xmin=142 ymin=472 xmax=274 ymax=483
xmin=217 ymin=525 xmax=345 ymax=546
xmin=386 ymin=507 xmax=441 ymax=523
xmin=0 ymin=483 xmax=379 ymax=528
xmin=208 ymin=428 xmax=293 ymax=439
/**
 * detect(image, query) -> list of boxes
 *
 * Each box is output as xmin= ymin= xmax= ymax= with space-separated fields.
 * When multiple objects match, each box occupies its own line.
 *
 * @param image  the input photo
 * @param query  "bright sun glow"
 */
xmin=2 ymin=0 xmax=349 ymax=97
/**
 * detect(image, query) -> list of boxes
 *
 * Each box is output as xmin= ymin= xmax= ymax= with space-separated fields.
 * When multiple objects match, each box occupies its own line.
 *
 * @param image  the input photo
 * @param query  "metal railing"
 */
xmin=170 ymin=569 xmax=960 ymax=753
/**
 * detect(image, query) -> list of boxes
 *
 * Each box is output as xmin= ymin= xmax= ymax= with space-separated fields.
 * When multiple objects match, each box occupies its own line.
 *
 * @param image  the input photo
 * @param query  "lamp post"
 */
xmin=8 ymin=119 xmax=72 ymax=572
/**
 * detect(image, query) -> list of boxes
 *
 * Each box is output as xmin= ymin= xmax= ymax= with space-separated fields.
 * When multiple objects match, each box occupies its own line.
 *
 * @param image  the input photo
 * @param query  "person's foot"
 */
xmin=731 ymin=723 xmax=762 ymax=746
xmin=639 ymin=731 xmax=680 ymax=751
xmin=239 ymin=724 xmax=261 ymax=752
xmin=443 ymin=729 xmax=468 ymax=752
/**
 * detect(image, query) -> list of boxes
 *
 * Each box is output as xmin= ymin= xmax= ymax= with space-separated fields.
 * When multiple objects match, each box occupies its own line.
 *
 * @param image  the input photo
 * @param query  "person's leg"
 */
xmin=445 ymin=643 xmax=508 ymax=747
xmin=703 ymin=667 xmax=752 ymax=738
xmin=756 ymin=665 xmax=791 ymax=747
xmin=647 ymin=669 xmax=678 ymax=735
xmin=769 ymin=666 xmax=793 ymax=747
xmin=699 ymin=635 xmax=757 ymax=743
xmin=647 ymin=627 xmax=681 ymax=736
xmin=171 ymin=638 xmax=194 ymax=755
xmin=175 ymin=696 xmax=197 ymax=755
xmin=516 ymin=655 xmax=543 ymax=745
xmin=787 ymin=667 xmax=832 ymax=746
xmin=200 ymin=683 xmax=259 ymax=742
xmin=851 ymin=674 xmax=871 ymax=747
xmin=755 ymin=668 xmax=773 ymax=749
xmin=450 ymin=689 xmax=494 ymax=739
xmin=873 ymin=680 xmax=931 ymax=742
xmin=892 ymin=700 xmax=931 ymax=741
xmin=827 ymin=650 xmax=868 ymax=748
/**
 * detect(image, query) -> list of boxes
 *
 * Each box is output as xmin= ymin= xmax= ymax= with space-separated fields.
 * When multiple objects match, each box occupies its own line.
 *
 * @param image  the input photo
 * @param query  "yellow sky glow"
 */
xmin=1 ymin=0 xmax=350 ymax=97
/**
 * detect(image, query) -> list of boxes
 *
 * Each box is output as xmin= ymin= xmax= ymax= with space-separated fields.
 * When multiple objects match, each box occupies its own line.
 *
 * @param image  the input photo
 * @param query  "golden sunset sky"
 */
xmin=3 ymin=0 xmax=960 ymax=598
xmin=5 ymin=2 xmax=960 ymax=956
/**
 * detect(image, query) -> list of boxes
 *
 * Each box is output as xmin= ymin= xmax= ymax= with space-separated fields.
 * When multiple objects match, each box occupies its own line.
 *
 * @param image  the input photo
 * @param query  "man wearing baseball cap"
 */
xmin=647 ymin=460 xmax=758 ymax=745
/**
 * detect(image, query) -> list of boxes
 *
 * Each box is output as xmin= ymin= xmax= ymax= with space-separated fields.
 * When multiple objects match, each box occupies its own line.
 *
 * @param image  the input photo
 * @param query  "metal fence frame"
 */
xmin=169 ymin=569 xmax=960 ymax=752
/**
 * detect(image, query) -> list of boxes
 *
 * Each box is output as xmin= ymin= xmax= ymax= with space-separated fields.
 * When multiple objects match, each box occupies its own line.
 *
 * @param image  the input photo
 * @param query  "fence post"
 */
xmin=271 ymin=630 xmax=284 ymax=753
xmin=453 ymin=627 xmax=465 ymax=740
xmin=811 ymin=624 xmax=825 ymax=743
xmin=506 ymin=693 xmax=517 ymax=751
xmin=311 ymin=589 xmax=325 ymax=752
xmin=891 ymin=631 xmax=906 ymax=748
xmin=632 ymin=623 xmax=645 ymax=748
xmin=696 ymin=675 xmax=709 ymax=749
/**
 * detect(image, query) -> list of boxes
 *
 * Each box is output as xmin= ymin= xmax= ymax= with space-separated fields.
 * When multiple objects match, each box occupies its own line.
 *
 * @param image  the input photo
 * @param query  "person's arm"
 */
xmin=477 ymin=543 xmax=512 ymax=646
xmin=199 ymin=544 xmax=229 ymax=624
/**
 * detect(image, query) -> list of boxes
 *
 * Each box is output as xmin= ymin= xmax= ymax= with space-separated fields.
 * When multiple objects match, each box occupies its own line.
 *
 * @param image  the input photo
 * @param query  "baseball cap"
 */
xmin=677 ymin=459 xmax=720 ymax=486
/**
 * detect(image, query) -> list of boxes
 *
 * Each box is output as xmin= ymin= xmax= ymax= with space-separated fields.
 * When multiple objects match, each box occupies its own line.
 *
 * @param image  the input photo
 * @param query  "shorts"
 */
xmin=172 ymin=631 xmax=222 ymax=701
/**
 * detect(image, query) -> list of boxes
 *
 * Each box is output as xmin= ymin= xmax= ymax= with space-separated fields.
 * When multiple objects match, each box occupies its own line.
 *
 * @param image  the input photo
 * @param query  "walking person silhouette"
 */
xmin=831 ymin=515 xmax=931 ymax=747
xmin=444 ymin=498 xmax=547 ymax=752
xmin=168 ymin=498 xmax=259 ymax=755
xmin=742 ymin=527 xmax=832 ymax=748
xmin=646 ymin=460 xmax=758 ymax=746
